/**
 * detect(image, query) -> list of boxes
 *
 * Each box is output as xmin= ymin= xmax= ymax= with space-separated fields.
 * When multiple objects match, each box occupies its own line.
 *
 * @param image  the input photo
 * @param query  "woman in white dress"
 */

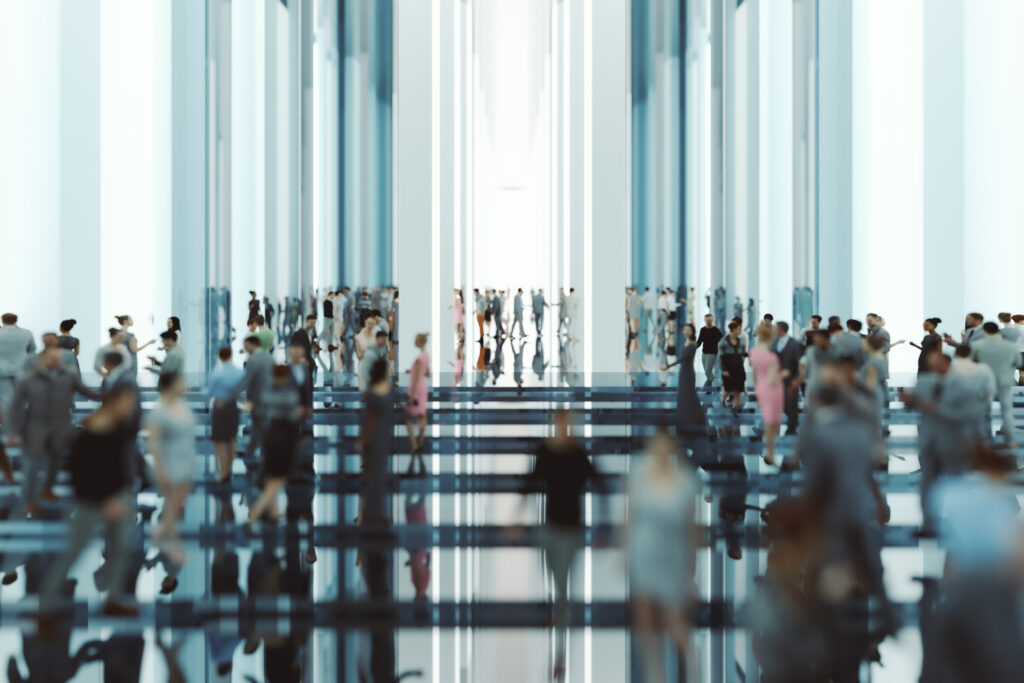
xmin=627 ymin=427 xmax=700 ymax=683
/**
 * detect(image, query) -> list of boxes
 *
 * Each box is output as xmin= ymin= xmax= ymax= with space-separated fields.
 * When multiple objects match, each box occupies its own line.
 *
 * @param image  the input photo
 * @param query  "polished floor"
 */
xmin=0 ymin=368 xmax=1019 ymax=681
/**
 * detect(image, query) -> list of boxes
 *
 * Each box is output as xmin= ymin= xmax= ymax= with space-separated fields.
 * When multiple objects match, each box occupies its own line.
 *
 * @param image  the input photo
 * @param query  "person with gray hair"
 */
xmin=971 ymin=321 xmax=1024 ymax=447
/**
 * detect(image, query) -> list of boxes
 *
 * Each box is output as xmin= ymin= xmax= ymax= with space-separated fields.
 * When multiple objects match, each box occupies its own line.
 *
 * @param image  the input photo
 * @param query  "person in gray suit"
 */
xmin=772 ymin=322 xmax=804 ymax=435
xmin=944 ymin=311 xmax=985 ymax=348
xmin=148 ymin=331 xmax=185 ymax=378
xmin=971 ymin=322 xmax=1024 ymax=446
xmin=511 ymin=289 xmax=526 ymax=338
xmin=0 ymin=313 xmax=36 ymax=427
xmin=491 ymin=291 xmax=505 ymax=338
xmin=997 ymin=312 xmax=1022 ymax=344
xmin=223 ymin=335 xmax=274 ymax=463
xmin=7 ymin=345 xmax=101 ymax=514
xmin=832 ymin=319 xmax=867 ymax=368
xmin=532 ymin=289 xmax=549 ymax=335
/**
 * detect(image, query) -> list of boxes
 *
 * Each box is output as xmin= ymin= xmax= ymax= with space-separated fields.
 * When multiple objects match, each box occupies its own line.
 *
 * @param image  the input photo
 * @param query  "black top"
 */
xmin=525 ymin=440 xmax=603 ymax=528
xmin=323 ymin=300 xmax=334 ymax=319
xmin=918 ymin=332 xmax=942 ymax=372
xmin=248 ymin=299 xmax=260 ymax=316
xmin=69 ymin=423 xmax=132 ymax=503
xmin=696 ymin=326 xmax=723 ymax=354
xmin=57 ymin=335 xmax=78 ymax=350
xmin=361 ymin=390 xmax=395 ymax=524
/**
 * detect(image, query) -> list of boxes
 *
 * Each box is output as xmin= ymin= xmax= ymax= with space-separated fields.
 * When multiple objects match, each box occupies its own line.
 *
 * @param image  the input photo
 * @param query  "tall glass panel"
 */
xmin=342 ymin=0 xmax=393 ymax=287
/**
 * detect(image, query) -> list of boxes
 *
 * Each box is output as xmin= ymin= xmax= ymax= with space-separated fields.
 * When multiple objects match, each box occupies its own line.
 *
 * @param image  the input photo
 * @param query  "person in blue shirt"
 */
xmin=208 ymin=346 xmax=245 ymax=484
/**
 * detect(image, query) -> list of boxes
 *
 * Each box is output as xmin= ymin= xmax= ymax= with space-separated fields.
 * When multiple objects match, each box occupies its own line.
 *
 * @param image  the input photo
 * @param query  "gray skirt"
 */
xmin=210 ymin=402 xmax=240 ymax=442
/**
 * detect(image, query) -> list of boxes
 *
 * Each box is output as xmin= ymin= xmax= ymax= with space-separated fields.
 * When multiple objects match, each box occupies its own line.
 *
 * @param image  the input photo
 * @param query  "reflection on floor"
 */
xmin=0 ymin=381 xmax=1018 ymax=681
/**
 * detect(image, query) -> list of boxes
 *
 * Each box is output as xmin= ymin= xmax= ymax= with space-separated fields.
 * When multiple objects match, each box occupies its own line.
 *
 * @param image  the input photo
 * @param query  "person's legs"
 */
xmin=784 ymin=383 xmax=800 ymax=435
xmin=248 ymin=477 xmax=286 ymax=522
xmin=541 ymin=526 xmax=581 ymax=664
xmin=21 ymin=450 xmax=45 ymax=512
xmin=39 ymin=502 xmax=103 ymax=612
xmin=42 ymin=447 xmax=62 ymax=496
xmin=764 ymin=424 xmax=779 ymax=465
xmin=104 ymin=492 xmax=136 ymax=605
xmin=243 ymin=414 xmax=267 ymax=462
xmin=701 ymin=354 xmax=716 ymax=387
xmin=632 ymin=598 xmax=663 ymax=683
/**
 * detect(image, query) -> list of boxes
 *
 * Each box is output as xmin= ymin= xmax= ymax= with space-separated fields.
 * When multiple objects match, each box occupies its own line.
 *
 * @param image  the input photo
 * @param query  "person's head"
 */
xmin=763 ymin=313 xmax=774 ymax=323
xmin=983 ymin=321 xmax=1000 ymax=336
xmin=415 ymin=333 xmax=428 ymax=350
xmin=955 ymin=344 xmax=972 ymax=359
xmin=727 ymin=320 xmax=741 ymax=336
xmin=812 ymin=329 xmax=831 ymax=349
xmin=998 ymin=312 xmax=1012 ymax=325
xmin=243 ymin=335 xmax=261 ymax=353
xmin=368 ymin=358 xmax=389 ymax=386
xmin=846 ymin=319 xmax=863 ymax=333
xmin=115 ymin=315 xmax=132 ymax=328
xmin=569 ymin=288 xmax=575 ymax=294
xmin=41 ymin=332 xmax=59 ymax=348
xmin=966 ymin=312 xmax=983 ymax=328
xmin=326 ymin=291 xmax=335 ymax=300
xmin=865 ymin=334 xmax=886 ymax=354
xmin=218 ymin=347 xmax=232 ymax=363
xmin=473 ymin=288 xmax=479 ymax=295
xmin=517 ymin=288 xmax=523 ymax=295
xmin=158 ymin=372 xmax=185 ymax=398
xmin=552 ymin=409 xmax=574 ymax=438
xmin=160 ymin=330 xmax=178 ymax=346
xmin=757 ymin=325 xmax=773 ymax=345
xmin=305 ymin=315 xmax=317 ymax=329
xmin=925 ymin=349 xmax=951 ymax=375
xmin=255 ymin=314 xmax=266 ymax=327
xmin=100 ymin=383 xmax=138 ymax=420
xmin=272 ymin=364 xmax=291 ymax=387
xmin=827 ymin=321 xmax=844 ymax=337
xmin=704 ymin=313 xmax=714 ymax=327
xmin=924 ymin=317 xmax=942 ymax=333
xmin=648 ymin=425 xmax=677 ymax=461
xmin=774 ymin=321 xmax=790 ymax=338
xmin=866 ymin=313 xmax=879 ymax=327
xmin=102 ymin=351 xmax=124 ymax=373
xmin=167 ymin=316 xmax=181 ymax=332
xmin=682 ymin=323 xmax=696 ymax=342
xmin=1 ymin=313 xmax=17 ymax=326
xmin=247 ymin=317 xmax=258 ymax=331
xmin=827 ymin=315 xmax=841 ymax=326
xmin=108 ymin=327 xmax=126 ymax=344
xmin=39 ymin=346 xmax=63 ymax=370
xmin=375 ymin=330 xmax=388 ymax=347
xmin=810 ymin=315 xmax=822 ymax=329
xmin=58 ymin=319 xmax=76 ymax=334
xmin=250 ymin=290 xmax=257 ymax=299
xmin=288 ymin=343 xmax=306 ymax=364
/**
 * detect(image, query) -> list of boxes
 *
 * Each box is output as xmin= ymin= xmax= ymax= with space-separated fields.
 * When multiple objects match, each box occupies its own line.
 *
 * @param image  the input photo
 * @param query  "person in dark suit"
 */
xmin=290 ymin=315 xmax=319 ymax=383
xmin=772 ymin=322 xmax=804 ymax=436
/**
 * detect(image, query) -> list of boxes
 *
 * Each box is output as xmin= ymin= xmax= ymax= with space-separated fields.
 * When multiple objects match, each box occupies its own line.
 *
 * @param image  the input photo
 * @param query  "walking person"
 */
xmin=226 ymin=336 xmax=274 ymax=464
xmin=515 ymin=410 xmax=606 ymax=681
xmin=37 ymin=384 xmax=139 ymax=622
xmin=695 ymin=314 xmax=723 ymax=387
xmin=661 ymin=324 xmax=706 ymax=438
xmin=94 ymin=328 xmax=132 ymax=380
xmin=7 ymin=345 xmax=101 ymax=514
xmin=208 ymin=347 xmax=244 ymax=484
xmin=474 ymin=289 xmax=487 ymax=339
xmin=532 ymin=289 xmax=549 ymax=335
xmin=247 ymin=365 xmax=302 ymax=523
xmin=718 ymin=321 xmax=747 ymax=413
xmin=148 ymin=331 xmax=185 ymax=378
xmin=511 ymin=289 xmax=526 ymax=338
xmin=749 ymin=326 xmax=786 ymax=465
xmin=404 ymin=333 xmax=431 ymax=471
xmin=0 ymin=313 xmax=37 ymax=422
xmin=772 ymin=321 xmax=804 ymax=436
xmin=627 ymin=427 xmax=699 ymax=683
xmin=453 ymin=289 xmax=466 ymax=340
xmin=145 ymin=373 xmax=195 ymax=566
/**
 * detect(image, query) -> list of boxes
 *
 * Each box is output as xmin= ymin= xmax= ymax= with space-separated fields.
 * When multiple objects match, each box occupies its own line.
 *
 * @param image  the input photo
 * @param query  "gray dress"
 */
xmin=146 ymin=403 xmax=196 ymax=484
xmin=628 ymin=459 xmax=698 ymax=606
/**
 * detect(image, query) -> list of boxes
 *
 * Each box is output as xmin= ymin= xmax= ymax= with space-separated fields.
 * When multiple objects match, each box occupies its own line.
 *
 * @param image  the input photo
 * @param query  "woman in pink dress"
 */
xmin=452 ymin=289 xmax=465 ymax=339
xmin=405 ymin=333 xmax=431 ymax=472
xmin=748 ymin=325 xmax=787 ymax=465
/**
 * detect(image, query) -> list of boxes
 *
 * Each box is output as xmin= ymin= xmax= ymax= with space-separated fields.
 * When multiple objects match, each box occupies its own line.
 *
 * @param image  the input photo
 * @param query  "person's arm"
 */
xmin=909 ymin=342 xmax=923 ymax=350
xmin=407 ymin=358 xmax=423 ymax=402
xmin=73 ymin=341 xmax=80 ymax=357
xmin=5 ymin=376 xmax=29 ymax=444
xmin=73 ymin=374 xmax=103 ymax=401
xmin=94 ymin=349 xmax=106 ymax=376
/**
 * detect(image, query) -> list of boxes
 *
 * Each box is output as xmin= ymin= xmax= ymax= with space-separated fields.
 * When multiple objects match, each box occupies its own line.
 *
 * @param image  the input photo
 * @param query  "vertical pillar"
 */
xmin=60 ymin=0 xmax=102 ymax=356
xmin=792 ymin=0 xmax=816 ymax=323
xmin=298 ymin=0 xmax=316 ymax=298
xmin=815 ymin=0 xmax=854 ymax=318
xmin=171 ymin=0 xmax=209 ymax=377
xmin=708 ymin=0 xmax=724 ymax=295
